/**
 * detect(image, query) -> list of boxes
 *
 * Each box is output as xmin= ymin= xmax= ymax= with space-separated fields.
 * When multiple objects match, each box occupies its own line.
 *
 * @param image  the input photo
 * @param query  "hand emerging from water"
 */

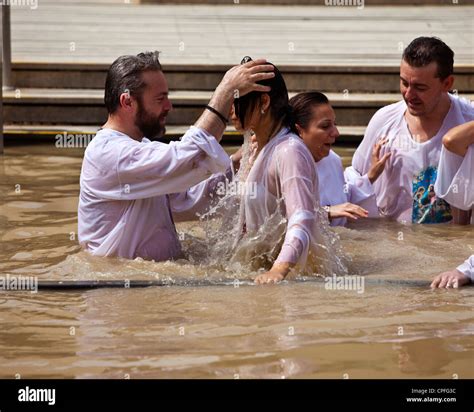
xmin=367 ymin=137 xmax=391 ymax=184
xmin=329 ymin=202 xmax=368 ymax=221
xmin=430 ymin=269 xmax=471 ymax=289
xmin=255 ymin=262 xmax=291 ymax=285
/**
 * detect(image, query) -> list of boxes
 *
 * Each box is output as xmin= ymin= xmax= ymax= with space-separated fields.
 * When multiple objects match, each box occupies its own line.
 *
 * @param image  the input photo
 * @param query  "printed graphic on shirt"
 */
xmin=412 ymin=166 xmax=452 ymax=224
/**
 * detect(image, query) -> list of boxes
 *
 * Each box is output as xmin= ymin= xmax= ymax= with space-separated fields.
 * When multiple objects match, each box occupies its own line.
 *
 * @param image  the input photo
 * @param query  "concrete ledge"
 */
xmin=4 ymin=88 xmax=472 ymax=126
xmin=4 ymin=88 xmax=472 ymax=106
xmin=11 ymin=63 xmax=474 ymax=93
xmin=3 ymin=124 xmax=367 ymax=144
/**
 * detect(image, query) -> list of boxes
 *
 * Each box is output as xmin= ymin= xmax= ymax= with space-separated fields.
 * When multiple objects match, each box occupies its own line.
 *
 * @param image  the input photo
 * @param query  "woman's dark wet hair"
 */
xmin=234 ymin=56 xmax=294 ymax=131
xmin=289 ymin=91 xmax=330 ymax=135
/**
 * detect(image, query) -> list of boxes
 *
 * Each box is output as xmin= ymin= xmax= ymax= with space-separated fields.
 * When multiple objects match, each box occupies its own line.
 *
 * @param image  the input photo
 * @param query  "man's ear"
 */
xmin=442 ymin=75 xmax=454 ymax=92
xmin=119 ymin=90 xmax=134 ymax=111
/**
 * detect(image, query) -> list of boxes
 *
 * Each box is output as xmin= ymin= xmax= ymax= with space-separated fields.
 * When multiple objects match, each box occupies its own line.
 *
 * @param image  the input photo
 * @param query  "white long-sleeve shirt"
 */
xmin=346 ymin=94 xmax=474 ymax=223
xmin=78 ymin=126 xmax=229 ymax=261
xmin=434 ymin=144 xmax=474 ymax=281
xmin=316 ymin=150 xmax=378 ymax=226
xmin=234 ymin=128 xmax=346 ymax=275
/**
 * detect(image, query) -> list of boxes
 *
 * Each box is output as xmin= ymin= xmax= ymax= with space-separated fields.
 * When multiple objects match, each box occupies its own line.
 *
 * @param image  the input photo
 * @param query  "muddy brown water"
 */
xmin=0 ymin=144 xmax=472 ymax=378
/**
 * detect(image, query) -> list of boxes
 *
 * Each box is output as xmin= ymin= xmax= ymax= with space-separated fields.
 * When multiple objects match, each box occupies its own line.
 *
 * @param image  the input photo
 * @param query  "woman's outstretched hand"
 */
xmin=329 ymin=202 xmax=368 ymax=220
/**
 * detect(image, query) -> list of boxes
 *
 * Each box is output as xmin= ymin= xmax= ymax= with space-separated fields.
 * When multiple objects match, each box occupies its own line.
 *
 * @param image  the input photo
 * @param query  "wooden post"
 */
xmin=0 ymin=22 xmax=3 ymax=156
xmin=2 ymin=4 xmax=12 ymax=89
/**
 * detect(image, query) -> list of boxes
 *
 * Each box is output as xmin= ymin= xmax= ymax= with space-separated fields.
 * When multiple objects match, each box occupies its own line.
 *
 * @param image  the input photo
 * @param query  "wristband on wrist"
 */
xmin=205 ymin=105 xmax=228 ymax=126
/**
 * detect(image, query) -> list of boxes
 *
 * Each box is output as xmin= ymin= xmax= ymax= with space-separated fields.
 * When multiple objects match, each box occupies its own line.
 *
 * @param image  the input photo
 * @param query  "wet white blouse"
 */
xmin=316 ymin=150 xmax=378 ymax=226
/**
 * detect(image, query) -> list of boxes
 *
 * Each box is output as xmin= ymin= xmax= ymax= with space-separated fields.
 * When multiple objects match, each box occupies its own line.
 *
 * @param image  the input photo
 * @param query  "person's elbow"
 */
xmin=442 ymin=131 xmax=457 ymax=152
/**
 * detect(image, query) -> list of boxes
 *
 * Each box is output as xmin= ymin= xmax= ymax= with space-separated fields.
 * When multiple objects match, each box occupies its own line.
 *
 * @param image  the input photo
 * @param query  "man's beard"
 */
xmin=135 ymin=98 xmax=166 ymax=140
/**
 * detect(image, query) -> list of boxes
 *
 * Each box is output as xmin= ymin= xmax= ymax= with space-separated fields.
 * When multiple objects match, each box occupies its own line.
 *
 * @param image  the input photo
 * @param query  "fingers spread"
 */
xmin=248 ymin=64 xmax=275 ymax=74
xmin=246 ymin=58 xmax=268 ymax=67
xmin=252 ymin=84 xmax=272 ymax=93
xmin=372 ymin=143 xmax=382 ymax=158
xmin=376 ymin=152 xmax=391 ymax=167
xmin=438 ymin=275 xmax=450 ymax=289
xmin=381 ymin=152 xmax=392 ymax=161
xmin=430 ymin=276 xmax=441 ymax=288
xmin=251 ymin=72 xmax=276 ymax=82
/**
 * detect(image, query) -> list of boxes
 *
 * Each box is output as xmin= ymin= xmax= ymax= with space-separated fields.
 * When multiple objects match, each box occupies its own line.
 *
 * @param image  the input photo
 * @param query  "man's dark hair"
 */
xmin=402 ymin=37 xmax=454 ymax=80
xmin=234 ymin=56 xmax=293 ymax=131
xmin=104 ymin=51 xmax=162 ymax=114
xmin=289 ymin=91 xmax=329 ymax=134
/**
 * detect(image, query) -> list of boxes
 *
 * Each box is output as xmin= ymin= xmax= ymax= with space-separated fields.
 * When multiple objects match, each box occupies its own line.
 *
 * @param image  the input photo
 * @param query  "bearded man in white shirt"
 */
xmin=78 ymin=51 xmax=274 ymax=261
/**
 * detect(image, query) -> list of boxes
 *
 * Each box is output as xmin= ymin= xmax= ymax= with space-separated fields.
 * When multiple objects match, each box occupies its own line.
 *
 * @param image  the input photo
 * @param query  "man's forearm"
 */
xmin=194 ymin=83 xmax=235 ymax=142
xmin=443 ymin=121 xmax=474 ymax=156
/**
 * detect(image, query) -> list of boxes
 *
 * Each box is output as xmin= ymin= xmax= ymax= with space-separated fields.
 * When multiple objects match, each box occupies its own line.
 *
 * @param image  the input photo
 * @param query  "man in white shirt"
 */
xmin=78 ymin=51 xmax=274 ymax=261
xmin=432 ymin=121 xmax=474 ymax=288
xmin=346 ymin=37 xmax=474 ymax=224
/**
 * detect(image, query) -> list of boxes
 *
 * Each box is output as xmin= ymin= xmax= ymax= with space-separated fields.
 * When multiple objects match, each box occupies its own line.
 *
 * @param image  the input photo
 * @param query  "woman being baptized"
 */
xmin=227 ymin=57 xmax=346 ymax=284
xmin=170 ymin=57 xmax=347 ymax=284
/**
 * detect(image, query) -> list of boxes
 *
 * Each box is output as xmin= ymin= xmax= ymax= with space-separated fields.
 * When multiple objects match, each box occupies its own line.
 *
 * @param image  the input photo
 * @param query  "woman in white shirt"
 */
xmin=288 ymin=92 xmax=390 ymax=226
xmin=229 ymin=60 xmax=348 ymax=284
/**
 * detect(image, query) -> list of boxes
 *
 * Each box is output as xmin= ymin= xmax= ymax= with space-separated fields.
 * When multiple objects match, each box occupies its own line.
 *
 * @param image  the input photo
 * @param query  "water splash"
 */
xmin=198 ymin=130 xmax=349 ymax=277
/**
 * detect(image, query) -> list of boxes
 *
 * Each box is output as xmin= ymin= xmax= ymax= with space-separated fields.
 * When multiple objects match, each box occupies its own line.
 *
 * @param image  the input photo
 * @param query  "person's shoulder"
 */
xmin=84 ymin=128 xmax=135 ymax=161
xmin=274 ymin=132 xmax=314 ymax=163
xmin=360 ymin=100 xmax=406 ymax=145
xmin=318 ymin=149 xmax=342 ymax=166
xmin=276 ymin=131 xmax=310 ymax=152
xmin=327 ymin=149 xmax=342 ymax=163
xmin=317 ymin=150 xmax=344 ymax=176
xmin=88 ymin=128 xmax=134 ymax=147
xmin=450 ymin=94 xmax=474 ymax=121
xmin=370 ymin=100 xmax=406 ymax=124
